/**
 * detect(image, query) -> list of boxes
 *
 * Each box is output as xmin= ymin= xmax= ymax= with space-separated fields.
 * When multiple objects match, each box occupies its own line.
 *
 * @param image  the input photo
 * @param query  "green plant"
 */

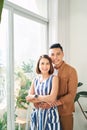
xmin=15 ymin=60 xmax=35 ymax=109
xmin=75 ymin=82 xmax=87 ymax=120
xmin=0 ymin=112 xmax=23 ymax=130
xmin=0 ymin=112 xmax=7 ymax=130
xmin=0 ymin=0 xmax=4 ymax=22
xmin=22 ymin=60 xmax=34 ymax=73
xmin=16 ymin=77 xmax=32 ymax=109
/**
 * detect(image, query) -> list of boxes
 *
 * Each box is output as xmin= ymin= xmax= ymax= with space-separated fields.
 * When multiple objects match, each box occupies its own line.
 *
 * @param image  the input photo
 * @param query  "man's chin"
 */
xmin=53 ymin=63 xmax=59 ymax=66
xmin=55 ymin=61 xmax=60 ymax=64
xmin=54 ymin=61 xmax=62 ymax=67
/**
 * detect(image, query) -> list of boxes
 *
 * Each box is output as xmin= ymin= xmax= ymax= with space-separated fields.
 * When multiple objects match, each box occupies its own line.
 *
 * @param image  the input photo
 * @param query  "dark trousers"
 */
xmin=60 ymin=114 xmax=73 ymax=130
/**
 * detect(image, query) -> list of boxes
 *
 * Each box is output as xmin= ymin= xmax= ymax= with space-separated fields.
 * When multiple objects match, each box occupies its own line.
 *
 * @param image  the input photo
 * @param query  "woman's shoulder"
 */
xmin=53 ymin=75 xmax=58 ymax=80
xmin=33 ymin=75 xmax=40 ymax=82
xmin=50 ymin=74 xmax=58 ymax=81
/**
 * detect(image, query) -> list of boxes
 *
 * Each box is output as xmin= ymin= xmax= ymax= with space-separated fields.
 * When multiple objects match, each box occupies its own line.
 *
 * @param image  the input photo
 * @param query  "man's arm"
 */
xmin=59 ymin=68 xmax=78 ymax=105
xmin=34 ymin=100 xmax=62 ymax=109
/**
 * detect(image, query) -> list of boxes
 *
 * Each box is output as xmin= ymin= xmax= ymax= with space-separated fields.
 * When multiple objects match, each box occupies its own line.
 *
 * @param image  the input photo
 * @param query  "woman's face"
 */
xmin=39 ymin=57 xmax=50 ymax=74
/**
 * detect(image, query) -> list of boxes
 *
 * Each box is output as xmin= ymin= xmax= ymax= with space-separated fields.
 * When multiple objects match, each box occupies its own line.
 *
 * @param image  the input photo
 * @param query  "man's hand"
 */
xmin=34 ymin=102 xmax=51 ymax=109
xmin=50 ymin=100 xmax=62 ymax=107
xmin=34 ymin=102 xmax=41 ymax=108
xmin=34 ymin=100 xmax=62 ymax=109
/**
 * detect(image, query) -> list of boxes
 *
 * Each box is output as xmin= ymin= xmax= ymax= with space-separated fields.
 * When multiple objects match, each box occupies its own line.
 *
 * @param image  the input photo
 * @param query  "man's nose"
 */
xmin=54 ymin=55 xmax=58 ymax=59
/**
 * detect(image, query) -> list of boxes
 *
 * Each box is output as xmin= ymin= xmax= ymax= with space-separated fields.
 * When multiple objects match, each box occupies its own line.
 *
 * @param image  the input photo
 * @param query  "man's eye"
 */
xmin=57 ymin=53 xmax=61 ymax=55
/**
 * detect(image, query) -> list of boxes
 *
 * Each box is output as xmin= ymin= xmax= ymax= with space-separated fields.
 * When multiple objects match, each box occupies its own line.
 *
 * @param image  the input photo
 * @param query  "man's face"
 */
xmin=49 ymin=48 xmax=64 ymax=66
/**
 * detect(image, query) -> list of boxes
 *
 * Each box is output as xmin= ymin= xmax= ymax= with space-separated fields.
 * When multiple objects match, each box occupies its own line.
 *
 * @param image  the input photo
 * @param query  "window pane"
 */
xmin=0 ymin=9 xmax=8 ymax=129
xmin=8 ymin=0 xmax=48 ymax=18
xmin=14 ymin=14 xmax=47 ymax=65
xmin=14 ymin=14 xmax=47 ymax=129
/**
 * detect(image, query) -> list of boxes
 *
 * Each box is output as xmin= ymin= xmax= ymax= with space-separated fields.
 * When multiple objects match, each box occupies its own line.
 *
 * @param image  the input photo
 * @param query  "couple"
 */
xmin=26 ymin=43 xmax=78 ymax=130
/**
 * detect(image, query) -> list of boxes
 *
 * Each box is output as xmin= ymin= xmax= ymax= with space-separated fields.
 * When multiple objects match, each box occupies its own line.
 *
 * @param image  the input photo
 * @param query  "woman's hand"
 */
xmin=26 ymin=95 xmax=35 ymax=102
xmin=26 ymin=94 xmax=40 ymax=103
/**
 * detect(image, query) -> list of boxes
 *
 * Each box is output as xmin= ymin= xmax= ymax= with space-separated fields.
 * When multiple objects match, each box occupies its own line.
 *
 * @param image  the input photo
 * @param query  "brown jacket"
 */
xmin=57 ymin=61 xmax=78 ymax=116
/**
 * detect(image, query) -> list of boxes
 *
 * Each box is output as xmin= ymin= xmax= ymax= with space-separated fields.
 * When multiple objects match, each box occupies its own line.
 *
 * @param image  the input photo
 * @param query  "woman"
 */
xmin=26 ymin=54 xmax=60 ymax=130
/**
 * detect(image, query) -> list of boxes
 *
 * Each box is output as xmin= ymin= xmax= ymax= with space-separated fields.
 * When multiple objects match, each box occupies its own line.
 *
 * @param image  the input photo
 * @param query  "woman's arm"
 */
xmin=26 ymin=81 xmax=40 ymax=103
xmin=26 ymin=76 xmax=59 ymax=104
xmin=37 ymin=76 xmax=59 ymax=104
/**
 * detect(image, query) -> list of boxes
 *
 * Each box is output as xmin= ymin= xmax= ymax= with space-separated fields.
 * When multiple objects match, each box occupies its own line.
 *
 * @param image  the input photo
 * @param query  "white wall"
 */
xmin=70 ymin=0 xmax=87 ymax=83
xmin=57 ymin=0 xmax=87 ymax=129
xmin=58 ymin=0 xmax=70 ymax=62
xmin=49 ymin=0 xmax=70 ymax=61
xmin=48 ymin=0 xmax=59 ymax=45
xmin=70 ymin=1 xmax=87 ymax=129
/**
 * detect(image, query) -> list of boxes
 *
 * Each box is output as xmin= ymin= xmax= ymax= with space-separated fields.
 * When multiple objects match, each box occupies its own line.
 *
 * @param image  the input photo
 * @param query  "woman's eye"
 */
xmin=47 ymin=63 xmax=49 ymax=65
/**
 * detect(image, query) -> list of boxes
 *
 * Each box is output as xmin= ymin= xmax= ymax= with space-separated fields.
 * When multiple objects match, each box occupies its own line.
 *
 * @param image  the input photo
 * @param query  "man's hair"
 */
xmin=49 ymin=43 xmax=63 ymax=51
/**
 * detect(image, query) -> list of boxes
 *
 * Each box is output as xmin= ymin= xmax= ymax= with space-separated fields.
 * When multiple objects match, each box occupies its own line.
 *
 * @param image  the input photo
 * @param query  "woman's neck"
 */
xmin=40 ymin=74 xmax=50 ymax=80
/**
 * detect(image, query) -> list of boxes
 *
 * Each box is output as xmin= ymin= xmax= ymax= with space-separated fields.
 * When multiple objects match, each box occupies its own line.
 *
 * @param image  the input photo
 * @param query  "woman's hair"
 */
xmin=36 ymin=54 xmax=54 ymax=74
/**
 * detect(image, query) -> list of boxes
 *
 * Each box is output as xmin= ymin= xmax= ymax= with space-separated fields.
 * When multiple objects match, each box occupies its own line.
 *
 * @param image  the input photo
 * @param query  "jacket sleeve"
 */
xmin=59 ymin=68 xmax=78 ymax=105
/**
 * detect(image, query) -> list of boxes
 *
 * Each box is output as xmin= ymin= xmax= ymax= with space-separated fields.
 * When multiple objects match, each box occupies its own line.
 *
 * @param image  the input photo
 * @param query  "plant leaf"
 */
xmin=78 ymin=82 xmax=83 ymax=87
xmin=0 ymin=0 xmax=4 ymax=22
xmin=74 ymin=91 xmax=87 ymax=102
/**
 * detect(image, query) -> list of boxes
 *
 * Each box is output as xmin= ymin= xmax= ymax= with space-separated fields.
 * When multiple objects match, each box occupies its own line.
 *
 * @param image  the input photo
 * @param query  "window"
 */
xmin=0 ymin=8 xmax=8 ymax=129
xmin=0 ymin=1 xmax=48 ymax=130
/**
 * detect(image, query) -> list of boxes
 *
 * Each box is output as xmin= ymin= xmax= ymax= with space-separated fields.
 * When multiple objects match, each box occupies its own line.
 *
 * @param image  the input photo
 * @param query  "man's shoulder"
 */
xmin=64 ymin=62 xmax=77 ymax=73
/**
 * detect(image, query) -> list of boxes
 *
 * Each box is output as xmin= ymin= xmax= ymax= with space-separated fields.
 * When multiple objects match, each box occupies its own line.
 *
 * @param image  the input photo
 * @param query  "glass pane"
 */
xmin=14 ymin=14 xmax=47 ymax=129
xmin=8 ymin=0 xmax=48 ymax=18
xmin=14 ymin=14 xmax=47 ymax=64
xmin=0 ymin=9 xmax=8 ymax=130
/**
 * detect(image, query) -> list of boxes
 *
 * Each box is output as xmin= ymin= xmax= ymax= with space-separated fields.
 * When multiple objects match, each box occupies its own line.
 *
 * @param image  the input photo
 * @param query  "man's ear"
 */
xmin=62 ymin=52 xmax=64 ymax=57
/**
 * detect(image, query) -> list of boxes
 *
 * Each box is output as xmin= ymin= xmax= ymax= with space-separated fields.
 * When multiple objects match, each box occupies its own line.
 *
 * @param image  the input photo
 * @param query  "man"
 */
xmin=35 ymin=43 xmax=78 ymax=130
